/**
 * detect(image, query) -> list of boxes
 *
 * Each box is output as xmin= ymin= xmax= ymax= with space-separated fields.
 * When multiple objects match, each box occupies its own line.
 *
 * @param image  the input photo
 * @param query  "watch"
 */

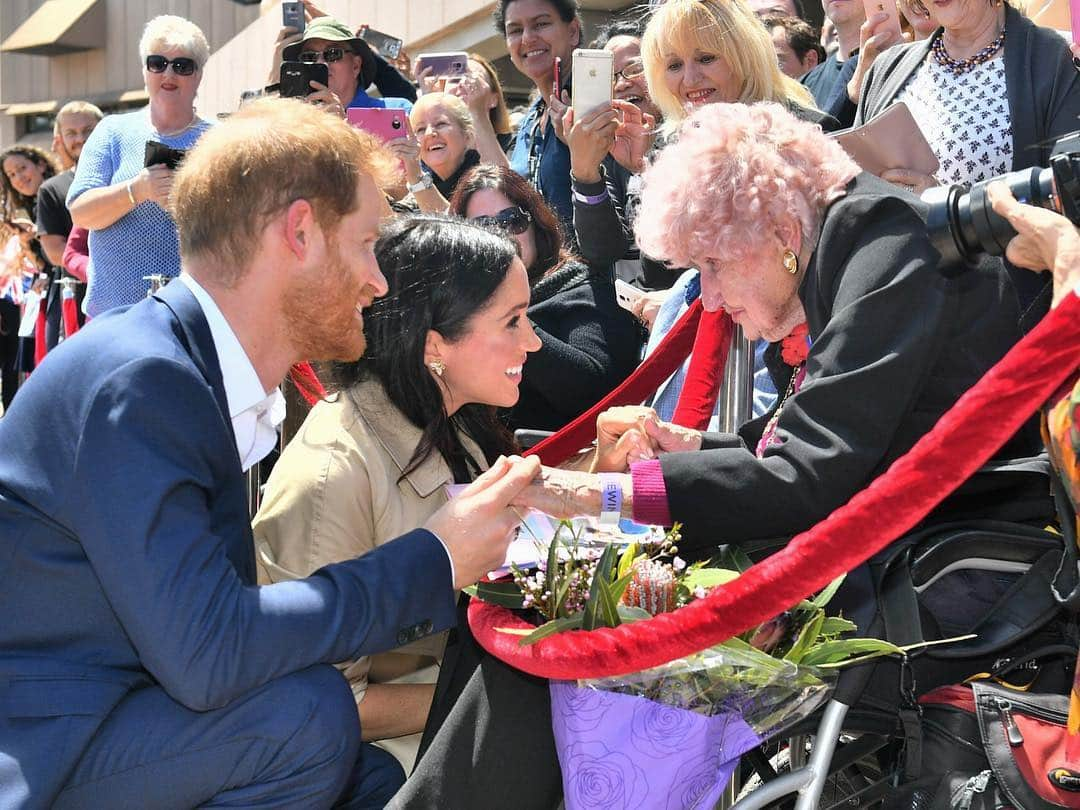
xmin=407 ymin=173 xmax=434 ymax=194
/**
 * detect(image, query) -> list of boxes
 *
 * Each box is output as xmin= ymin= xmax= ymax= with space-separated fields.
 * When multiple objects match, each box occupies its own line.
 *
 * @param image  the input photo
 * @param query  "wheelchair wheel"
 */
xmin=734 ymin=720 xmax=903 ymax=809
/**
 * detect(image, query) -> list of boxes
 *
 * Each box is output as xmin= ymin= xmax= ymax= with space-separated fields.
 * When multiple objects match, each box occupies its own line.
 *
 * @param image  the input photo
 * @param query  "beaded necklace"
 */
xmin=931 ymin=27 xmax=1006 ymax=76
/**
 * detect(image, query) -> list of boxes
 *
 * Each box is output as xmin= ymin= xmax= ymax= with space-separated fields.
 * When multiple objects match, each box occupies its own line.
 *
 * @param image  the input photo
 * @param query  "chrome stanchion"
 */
xmin=718 ymin=324 xmax=754 ymax=433
xmin=143 ymin=274 xmax=170 ymax=296
xmin=246 ymin=464 xmax=261 ymax=521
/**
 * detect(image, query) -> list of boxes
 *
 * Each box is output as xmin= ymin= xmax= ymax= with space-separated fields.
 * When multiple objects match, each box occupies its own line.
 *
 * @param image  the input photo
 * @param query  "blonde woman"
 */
xmin=641 ymin=0 xmax=837 ymax=134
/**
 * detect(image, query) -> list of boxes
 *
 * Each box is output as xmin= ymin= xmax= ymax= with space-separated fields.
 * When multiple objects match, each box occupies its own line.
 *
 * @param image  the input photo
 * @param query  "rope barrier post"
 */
xmin=143 ymin=274 xmax=170 ymax=297
xmin=719 ymin=325 xmax=754 ymax=433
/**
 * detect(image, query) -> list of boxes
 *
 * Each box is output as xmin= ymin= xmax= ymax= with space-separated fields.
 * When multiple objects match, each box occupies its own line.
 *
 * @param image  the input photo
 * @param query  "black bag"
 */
xmin=886 ymin=681 xmax=1080 ymax=809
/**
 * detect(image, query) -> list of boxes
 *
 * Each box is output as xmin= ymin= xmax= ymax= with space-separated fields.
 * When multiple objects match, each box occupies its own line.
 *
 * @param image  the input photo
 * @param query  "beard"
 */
xmin=283 ymin=234 xmax=374 ymax=363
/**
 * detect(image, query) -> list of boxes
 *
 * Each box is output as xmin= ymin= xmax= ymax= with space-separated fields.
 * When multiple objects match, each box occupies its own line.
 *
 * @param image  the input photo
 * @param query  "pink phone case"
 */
xmin=346 ymin=108 xmax=408 ymax=142
xmin=1071 ymin=0 xmax=1080 ymax=45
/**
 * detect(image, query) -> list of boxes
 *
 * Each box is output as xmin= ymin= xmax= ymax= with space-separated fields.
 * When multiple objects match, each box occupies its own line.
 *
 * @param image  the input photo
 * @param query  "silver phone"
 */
xmin=571 ymin=49 xmax=614 ymax=118
xmin=282 ymin=1 xmax=305 ymax=32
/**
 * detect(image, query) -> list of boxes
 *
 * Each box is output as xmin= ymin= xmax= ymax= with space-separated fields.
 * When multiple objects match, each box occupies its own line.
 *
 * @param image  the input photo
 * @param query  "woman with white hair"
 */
xmin=68 ymin=15 xmax=212 ymax=317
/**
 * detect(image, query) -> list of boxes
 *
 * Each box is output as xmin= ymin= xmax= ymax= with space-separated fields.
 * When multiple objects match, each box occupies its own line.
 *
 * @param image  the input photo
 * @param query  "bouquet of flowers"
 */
xmin=468 ymin=523 xmax=906 ymax=810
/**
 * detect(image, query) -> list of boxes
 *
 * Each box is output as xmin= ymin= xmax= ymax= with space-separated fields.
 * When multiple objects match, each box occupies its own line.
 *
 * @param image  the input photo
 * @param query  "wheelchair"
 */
xmin=725 ymin=456 xmax=1078 ymax=810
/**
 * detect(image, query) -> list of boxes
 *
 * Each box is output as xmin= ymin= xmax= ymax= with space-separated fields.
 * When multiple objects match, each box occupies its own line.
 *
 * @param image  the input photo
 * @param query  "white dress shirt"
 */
xmin=177 ymin=274 xmax=286 ymax=472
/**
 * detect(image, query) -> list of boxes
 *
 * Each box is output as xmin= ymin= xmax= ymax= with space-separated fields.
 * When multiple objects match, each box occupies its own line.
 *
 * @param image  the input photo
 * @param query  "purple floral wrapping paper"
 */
xmin=550 ymin=681 xmax=763 ymax=810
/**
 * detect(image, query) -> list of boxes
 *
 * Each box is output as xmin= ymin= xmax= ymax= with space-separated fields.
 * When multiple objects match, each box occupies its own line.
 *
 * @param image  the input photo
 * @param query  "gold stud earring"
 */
xmin=782 ymin=249 xmax=799 ymax=275
xmin=429 ymin=360 xmax=446 ymax=377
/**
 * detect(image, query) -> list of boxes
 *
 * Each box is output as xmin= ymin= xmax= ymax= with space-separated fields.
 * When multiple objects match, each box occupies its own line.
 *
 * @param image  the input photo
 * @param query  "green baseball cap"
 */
xmin=283 ymin=16 xmax=377 ymax=89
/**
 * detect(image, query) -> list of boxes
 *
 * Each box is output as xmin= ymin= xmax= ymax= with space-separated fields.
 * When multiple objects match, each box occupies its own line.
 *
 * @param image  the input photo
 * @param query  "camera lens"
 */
xmin=923 ymin=166 xmax=1055 ymax=271
xmin=392 ymin=119 xmax=402 ymax=129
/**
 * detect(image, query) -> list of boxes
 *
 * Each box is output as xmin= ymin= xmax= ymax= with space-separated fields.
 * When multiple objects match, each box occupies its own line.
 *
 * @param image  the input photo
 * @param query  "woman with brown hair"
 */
xmin=449 ymin=164 xmax=643 ymax=432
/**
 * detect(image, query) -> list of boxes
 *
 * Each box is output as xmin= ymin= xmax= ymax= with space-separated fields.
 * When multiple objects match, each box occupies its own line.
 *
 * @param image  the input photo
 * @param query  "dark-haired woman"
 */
xmin=1 ymin=144 xmax=56 ymax=410
xmin=450 ymin=164 xmax=643 ymax=432
xmin=252 ymin=214 xmax=540 ymax=775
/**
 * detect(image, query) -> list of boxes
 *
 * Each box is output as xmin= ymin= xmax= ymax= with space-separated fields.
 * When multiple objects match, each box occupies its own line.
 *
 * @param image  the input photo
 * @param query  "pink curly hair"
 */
xmin=635 ymin=103 xmax=859 ymax=268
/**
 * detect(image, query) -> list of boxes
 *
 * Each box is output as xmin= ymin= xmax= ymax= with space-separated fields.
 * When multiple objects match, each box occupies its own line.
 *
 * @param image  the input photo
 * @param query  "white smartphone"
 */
xmin=614 ymin=279 xmax=645 ymax=311
xmin=571 ymin=48 xmax=614 ymax=118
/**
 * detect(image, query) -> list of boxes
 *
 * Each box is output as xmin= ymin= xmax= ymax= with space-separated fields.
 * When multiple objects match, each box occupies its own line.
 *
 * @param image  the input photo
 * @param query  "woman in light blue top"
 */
xmin=68 ymin=15 xmax=212 ymax=317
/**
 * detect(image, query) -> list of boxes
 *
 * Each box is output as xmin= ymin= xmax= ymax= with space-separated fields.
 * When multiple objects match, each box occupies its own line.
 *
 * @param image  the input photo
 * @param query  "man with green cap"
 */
xmin=272 ymin=13 xmax=413 ymax=116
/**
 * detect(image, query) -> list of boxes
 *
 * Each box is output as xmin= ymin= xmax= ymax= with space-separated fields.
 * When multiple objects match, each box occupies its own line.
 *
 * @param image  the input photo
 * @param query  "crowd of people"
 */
xmin=0 ymin=0 xmax=1079 ymax=807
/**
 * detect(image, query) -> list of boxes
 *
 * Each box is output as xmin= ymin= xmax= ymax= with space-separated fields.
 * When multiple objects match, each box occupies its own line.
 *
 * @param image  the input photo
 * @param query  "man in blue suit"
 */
xmin=0 ymin=98 xmax=539 ymax=809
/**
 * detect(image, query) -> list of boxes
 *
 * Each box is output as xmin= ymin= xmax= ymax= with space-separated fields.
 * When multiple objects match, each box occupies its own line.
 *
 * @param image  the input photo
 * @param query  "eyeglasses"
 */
xmin=472 ymin=206 xmax=532 ymax=236
xmin=614 ymin=60 xmax=645 ymax=82
xmin=298 ymin=47 xmax=349 ymax=64
xmin=145 ymin=55 xmax=198 ymax=76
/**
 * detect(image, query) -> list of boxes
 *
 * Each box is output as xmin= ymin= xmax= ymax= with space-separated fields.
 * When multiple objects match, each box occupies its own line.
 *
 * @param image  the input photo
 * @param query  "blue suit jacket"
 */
xmin=0 ymin=282 xmax=456 ymax=809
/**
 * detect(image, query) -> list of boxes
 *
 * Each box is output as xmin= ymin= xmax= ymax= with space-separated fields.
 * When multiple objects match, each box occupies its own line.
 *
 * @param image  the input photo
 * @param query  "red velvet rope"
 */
xmin=672 ymin=309 xmax=733 ymax=430
xmin=469 ymin=291 xmax=1080 ymax=680
xmin=288 ymin=362 xmax=326 ymax=407
xmin=526 ymin=300 xmax=723 ymax=466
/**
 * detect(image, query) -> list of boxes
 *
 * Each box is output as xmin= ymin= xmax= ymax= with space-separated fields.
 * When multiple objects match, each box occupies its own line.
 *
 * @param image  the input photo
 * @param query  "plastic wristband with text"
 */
xmin=573 ymin=187 xmax=609 ymax=206
xmin=598 ymin=473 xmax=622 ymax=527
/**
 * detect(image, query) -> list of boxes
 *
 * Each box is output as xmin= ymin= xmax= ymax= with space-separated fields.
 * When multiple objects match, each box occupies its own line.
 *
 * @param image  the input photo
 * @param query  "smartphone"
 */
xmin=1070 ymin=0 xmax=1080 ymax=45
xmin=144 ymin=140 xmax=187 ymax=170
xmin=279 ymin=61 xmax=328 ymax=98
xmin=861 ymin=0 xmax=902 ymax=44
xmin=415 ymin=52 xmax=469 ymax=78
xmin=614 ymin=279 xmax=645 ymax=312
xmin=346 ymin=107 xmax=408 ymax=142
xmin=553 ymin=56 xmax=562 ymax=95
xmin=282 ymin=1 xmax=305 ymax=33
xmin=359 ymin=26 xmax=403 ymax=60
xmin=571 ymin=49 xmax=614 ymax=118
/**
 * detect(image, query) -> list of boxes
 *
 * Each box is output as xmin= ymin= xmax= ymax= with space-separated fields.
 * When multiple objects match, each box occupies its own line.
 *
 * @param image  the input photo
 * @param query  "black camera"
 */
xmin=923 ymin=132 xmax=1080 ymax=272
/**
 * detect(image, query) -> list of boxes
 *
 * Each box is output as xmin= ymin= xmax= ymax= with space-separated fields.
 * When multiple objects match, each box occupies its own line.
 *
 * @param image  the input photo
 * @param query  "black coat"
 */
xmin=658 ymin=173 xmax=1045 ymax=553
xmin=509 ymin=260 xmax=644 ymax=432
xmin=854 ymin=4 xmax=1080 ymax=173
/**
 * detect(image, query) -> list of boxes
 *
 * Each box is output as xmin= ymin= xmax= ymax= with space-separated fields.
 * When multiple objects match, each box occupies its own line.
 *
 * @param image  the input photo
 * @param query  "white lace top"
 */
xmin=897 ymin=53 xmax=1012 ymax=186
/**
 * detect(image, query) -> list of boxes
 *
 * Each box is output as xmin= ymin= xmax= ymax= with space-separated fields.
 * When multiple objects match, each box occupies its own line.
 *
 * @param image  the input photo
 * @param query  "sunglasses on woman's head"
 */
xmin=145 ymin=55 xmax=198 ymax=76
xmin=299 ymin=47 xmax=348 ymax=64
xmin=472 ymin=206 xmax=532 ymax=235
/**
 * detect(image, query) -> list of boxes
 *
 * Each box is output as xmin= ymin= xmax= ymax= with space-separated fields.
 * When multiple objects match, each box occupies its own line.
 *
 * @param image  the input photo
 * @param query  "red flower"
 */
xmin=780 ymin=322 xmax=810 ymax=366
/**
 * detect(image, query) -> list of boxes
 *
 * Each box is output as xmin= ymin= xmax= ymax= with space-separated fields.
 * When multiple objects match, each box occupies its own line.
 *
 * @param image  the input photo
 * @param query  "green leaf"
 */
xmin=596 ymin=573 xmax=622 ymax=628
xmin=616 ymin=605 xmax=652 ymax=622
xmin=546 ymin=526 xmax=562 ymax=617
xmin=582 ymin=543 xmax=620 ymax=631
xmin=800 ymin=638 xmax=905 ymax=668
xmin=807 ymin=575 xmax=846 ymax=610
xmin=713 ymin=545 xmax=754 ymax=574
xmin=784 ymin=609 xmax=825 ymax=663
xmin=553 ymin=573 xmax=574 ymax=619
xmin=610 ymin=569 xmax=636 ymax=604
xmin=464 ymin=581 xmax=526 ymax=609
xmin=819 ymin=616 xmax=858 ymax=637
xmin=519 ymin=615 xmax=584 ymax=646
xmin=617 ymin=542 xmax=639 ymax=579
xmin=681 ymin=568 xmax=741 ymax=593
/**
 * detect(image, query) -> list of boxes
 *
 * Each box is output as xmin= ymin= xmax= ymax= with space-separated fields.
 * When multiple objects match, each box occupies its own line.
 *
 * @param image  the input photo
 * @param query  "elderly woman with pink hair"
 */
xmin=516 ymin=102 xmax=1046 ymax=555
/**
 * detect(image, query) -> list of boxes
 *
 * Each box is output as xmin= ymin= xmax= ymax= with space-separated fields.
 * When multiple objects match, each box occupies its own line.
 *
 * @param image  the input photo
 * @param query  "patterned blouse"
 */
xmin=898 ymin=55 xmax=1013 ymax=187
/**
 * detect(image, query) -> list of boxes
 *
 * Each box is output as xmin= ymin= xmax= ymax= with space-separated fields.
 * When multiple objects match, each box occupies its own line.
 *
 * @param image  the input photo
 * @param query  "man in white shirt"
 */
xmin=0 ymin=97 xmax=539 ymax=810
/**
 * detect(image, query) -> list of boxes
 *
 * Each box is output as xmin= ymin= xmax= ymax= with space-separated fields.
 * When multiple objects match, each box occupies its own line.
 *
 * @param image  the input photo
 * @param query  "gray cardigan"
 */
xmin=854 ymin=4 xmax=1080 ymax=171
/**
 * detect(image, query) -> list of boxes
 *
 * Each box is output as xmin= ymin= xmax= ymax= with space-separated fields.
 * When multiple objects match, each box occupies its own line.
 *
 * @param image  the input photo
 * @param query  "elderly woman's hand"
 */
xmin=512 ymin=466 xmax=633 ymax=522
xmin=564 ymin=104 xmax=619 ymax=184
xmin=133 ymin=165 xmax=174 ymax=209
xmin=386 ymin=126 xmax=425 ymax=185
xmin=988 ymin=183 xmax=1080 ymax=307
xmin=305 ymin=82 xmax=345 ymax=118
xmin=881 ymin=168 xmax=936 ymax=194
xmin=609 ymin=100 xmax=655 ymax=175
